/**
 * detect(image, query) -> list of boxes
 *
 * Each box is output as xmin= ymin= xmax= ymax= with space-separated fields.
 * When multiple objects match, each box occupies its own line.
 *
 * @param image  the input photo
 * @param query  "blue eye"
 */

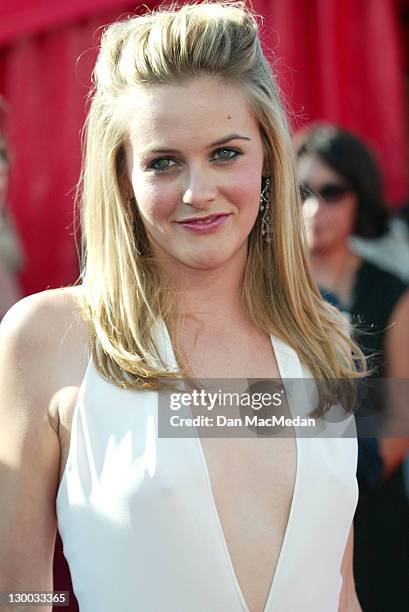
xmin=213 ymin=148 xmax=241 ymax=161
xmin=147 ymin=147 xmax=241 ymax=172
xmin=148 ymin=158 xmax=177 ymax=171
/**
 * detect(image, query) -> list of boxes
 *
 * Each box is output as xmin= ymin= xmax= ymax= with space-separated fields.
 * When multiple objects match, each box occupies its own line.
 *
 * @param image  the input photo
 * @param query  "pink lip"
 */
xmin=175 ymin=213 xmax=231 ymax=234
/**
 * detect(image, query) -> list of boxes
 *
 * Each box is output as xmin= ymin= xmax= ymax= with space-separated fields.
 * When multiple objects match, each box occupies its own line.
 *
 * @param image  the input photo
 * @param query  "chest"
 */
xmin=177 ymin=324 xmax=280 ymax=380
xmin=198 ymin=434 xmax=297 ymax=612
xmin=172 ymin=326 xmax=296 ymax=610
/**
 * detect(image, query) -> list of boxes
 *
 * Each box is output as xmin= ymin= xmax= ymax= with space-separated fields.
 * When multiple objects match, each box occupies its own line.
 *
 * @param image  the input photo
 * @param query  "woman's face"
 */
xmin=123 ymin=77 xmax=266 ymax=273
xmin=297 ymin=153 xmax=358 ymax=255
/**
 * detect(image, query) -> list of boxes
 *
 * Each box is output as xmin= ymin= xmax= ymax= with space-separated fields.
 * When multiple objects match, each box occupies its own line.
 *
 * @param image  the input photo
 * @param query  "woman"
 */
xmin=295 ymin=122 xmax=409 ymax=446
xmin=0 ymin=4 xmax=363 ymax=611
xmin=295 ymin=122 xmax=409 ymax=611
xmin=295 ymin=123 xmax=409 ymax=373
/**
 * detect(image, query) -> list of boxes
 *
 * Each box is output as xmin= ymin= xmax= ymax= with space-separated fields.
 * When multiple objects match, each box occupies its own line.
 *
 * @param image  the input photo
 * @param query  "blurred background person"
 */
xmin=0 ymin=121 xmax=23 ymax=319
xmin=295 ymin=122 xmax=409 ymax=612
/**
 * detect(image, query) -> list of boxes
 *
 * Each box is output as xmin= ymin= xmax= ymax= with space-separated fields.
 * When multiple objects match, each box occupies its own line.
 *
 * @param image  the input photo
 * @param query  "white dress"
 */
xmin=56 ymin=322 xmax=358 ymax=611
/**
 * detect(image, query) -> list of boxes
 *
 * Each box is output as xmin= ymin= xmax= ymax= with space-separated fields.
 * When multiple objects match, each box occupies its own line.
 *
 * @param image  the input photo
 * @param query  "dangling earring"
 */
xmin=260 ymin=176 xmax=272 ymax=242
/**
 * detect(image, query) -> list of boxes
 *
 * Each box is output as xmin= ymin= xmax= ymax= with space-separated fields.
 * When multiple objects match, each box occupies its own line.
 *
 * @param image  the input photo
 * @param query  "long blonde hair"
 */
xmin=78 ymin=1 xmax=365 ymax=410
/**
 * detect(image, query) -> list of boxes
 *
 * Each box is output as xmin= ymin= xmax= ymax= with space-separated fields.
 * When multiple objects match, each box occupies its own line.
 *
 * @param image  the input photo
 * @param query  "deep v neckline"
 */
xmin=157 ymin=323 xmax=303 ymax=612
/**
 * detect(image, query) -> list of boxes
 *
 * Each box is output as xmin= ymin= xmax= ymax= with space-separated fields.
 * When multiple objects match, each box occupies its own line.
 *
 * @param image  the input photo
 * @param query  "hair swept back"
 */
xmin=77 ymin=1 xmax=365 ymax=413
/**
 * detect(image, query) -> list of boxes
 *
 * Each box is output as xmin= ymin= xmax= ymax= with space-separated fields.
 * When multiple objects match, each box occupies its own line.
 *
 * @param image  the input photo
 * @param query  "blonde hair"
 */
xmin=78 ymin=1 xmax=365 ymax=412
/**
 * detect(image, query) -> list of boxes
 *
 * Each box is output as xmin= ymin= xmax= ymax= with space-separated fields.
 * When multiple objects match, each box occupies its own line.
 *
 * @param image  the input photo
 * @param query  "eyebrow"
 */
xmin=143 ymin=133 xmax=251 ymax=155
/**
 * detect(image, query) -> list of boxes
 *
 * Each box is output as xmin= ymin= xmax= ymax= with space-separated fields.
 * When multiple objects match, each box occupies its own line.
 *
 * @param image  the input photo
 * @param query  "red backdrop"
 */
xmin=0 ymin=0 xmax=408 ymax=295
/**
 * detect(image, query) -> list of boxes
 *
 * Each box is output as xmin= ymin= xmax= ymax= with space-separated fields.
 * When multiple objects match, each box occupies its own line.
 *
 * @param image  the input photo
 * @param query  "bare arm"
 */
xmin=338 ymin=526 xmax=362 ymax=612
xmin=381 ymin=289 xmax=409 ymax=477
xmin=0 ymin=295 xmax=64 ymax=611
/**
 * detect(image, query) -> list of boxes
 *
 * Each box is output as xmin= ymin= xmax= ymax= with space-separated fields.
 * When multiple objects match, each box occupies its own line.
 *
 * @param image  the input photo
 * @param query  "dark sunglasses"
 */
xmin=299 ymin=182 xmax=351 ymax=204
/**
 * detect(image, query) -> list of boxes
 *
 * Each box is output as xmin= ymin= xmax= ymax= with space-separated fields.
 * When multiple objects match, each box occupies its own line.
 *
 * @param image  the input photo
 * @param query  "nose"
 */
xmin=182 ymin=172 xmax=218 ymax=209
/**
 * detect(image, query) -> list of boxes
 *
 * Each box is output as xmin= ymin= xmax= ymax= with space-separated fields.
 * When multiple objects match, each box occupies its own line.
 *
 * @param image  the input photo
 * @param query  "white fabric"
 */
xmin=56 ymin=323 xmax=358 ymax=611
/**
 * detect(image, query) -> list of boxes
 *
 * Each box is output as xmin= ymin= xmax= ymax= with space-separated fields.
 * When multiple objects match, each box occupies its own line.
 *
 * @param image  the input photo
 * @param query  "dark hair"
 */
xmin=295 ymin=122 xmax=389 ymax=238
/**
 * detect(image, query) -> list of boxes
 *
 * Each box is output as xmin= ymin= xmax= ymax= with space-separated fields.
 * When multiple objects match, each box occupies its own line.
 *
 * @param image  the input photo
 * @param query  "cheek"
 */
xmin=131 ymin=175 xmax=176 ymax=224
xmin=332 ymin=201 xmax=357 ymax=236
xmin=229 ymin=167 xmax=261 ymax=212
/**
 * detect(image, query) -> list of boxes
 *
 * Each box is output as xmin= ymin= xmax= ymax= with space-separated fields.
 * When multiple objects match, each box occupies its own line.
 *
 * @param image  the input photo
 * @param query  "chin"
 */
xmin=177 ymin=244 xmax=243 ymax=270
xmin=155 ymin=239 xmax=248 ymax=272
xmin=181 ymin=255 xmax=231 ymax=271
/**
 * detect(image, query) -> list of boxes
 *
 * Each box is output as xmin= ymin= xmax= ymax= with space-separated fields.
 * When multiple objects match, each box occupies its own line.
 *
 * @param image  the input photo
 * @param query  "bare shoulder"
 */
xmin=0 ymin=285 xmax=91 ymax=424
xmin=1 ymin=285 xmax=88 ymax=346
xmin=1 ymin=284 xmax=90 ymax=355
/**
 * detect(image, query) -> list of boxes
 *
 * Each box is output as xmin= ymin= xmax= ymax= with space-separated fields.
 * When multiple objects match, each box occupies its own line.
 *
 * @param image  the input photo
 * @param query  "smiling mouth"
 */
xmin=175 ymin=213 xmax=230 ymax=225
xmin=174 ymin=213 xmax=231 ymax=234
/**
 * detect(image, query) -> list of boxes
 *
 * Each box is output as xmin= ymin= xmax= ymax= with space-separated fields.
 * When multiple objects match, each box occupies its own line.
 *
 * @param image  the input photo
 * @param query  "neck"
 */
xmin=163 ymin=253 xmax=249 ymax=326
